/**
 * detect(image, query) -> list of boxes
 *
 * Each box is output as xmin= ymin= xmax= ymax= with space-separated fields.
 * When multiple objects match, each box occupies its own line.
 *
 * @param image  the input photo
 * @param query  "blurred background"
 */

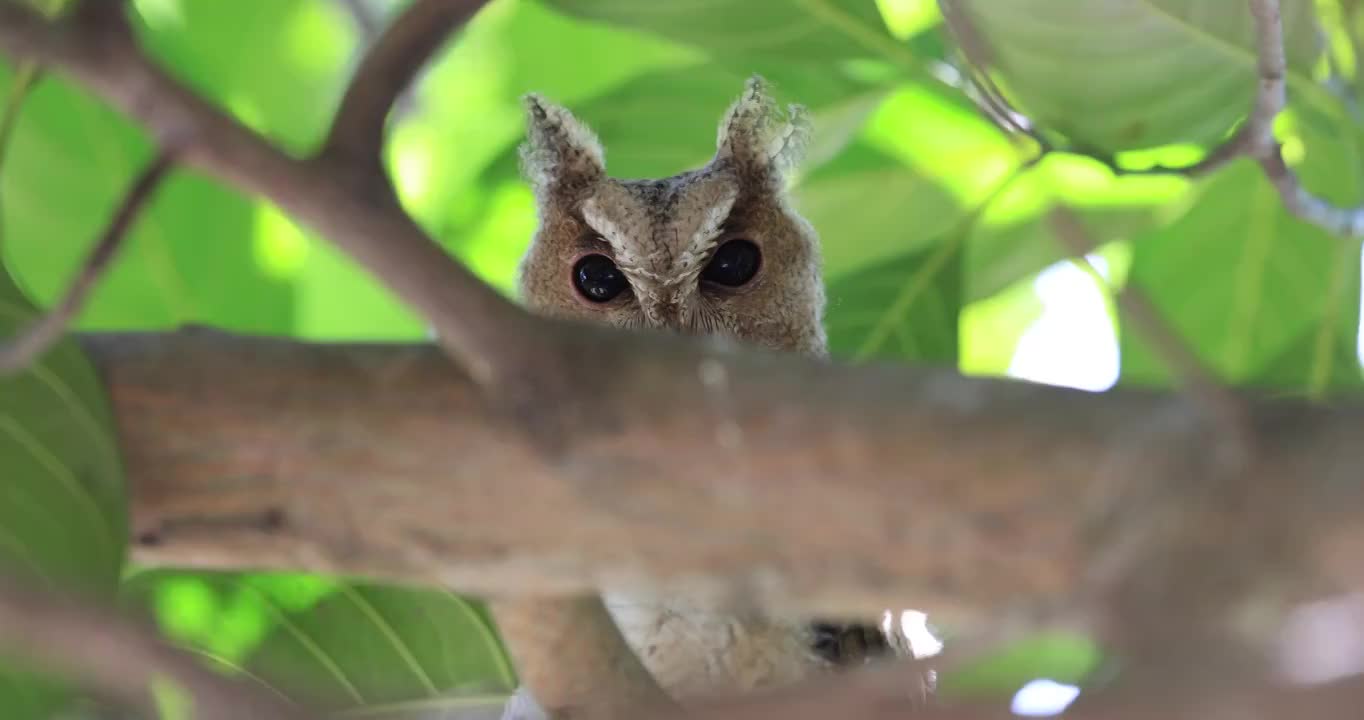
xmin=3 ymin=0 xmax=1363 ymax=717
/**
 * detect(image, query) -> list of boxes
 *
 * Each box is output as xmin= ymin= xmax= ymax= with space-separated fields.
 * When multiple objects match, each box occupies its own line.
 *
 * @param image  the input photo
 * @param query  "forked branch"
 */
xmin=0 ymin=0 xmax=540 ymax=394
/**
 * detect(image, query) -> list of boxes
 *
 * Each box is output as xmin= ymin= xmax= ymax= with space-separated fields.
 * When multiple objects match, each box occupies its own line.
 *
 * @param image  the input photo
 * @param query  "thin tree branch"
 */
xmin=0 ymin=149 xmax=174 ymax=376
xmin=1045 ymin=207 xmax=1252 ymax=468
xmin=937 ymin=0 xmax=1356 ymax=193
xmin=1242 ymin=0 xmax=1364 ymax=235
xmin=320 ymin=0 xmax=491 ymax=170
xmin=0 ymin=0 xmax=542 ymax=399
xmin=934 ymin=0 xmax=1050 ymax=152
xmin=333 ymin=0 xmax=421 ymax=127
xmin=0 ymin=578 xmax=314 ymax=720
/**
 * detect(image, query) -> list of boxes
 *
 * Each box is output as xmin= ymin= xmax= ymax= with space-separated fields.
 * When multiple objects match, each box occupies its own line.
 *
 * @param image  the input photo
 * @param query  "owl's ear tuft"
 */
xmin=713 ymin=75 xmax=810 ymax=186
xmin=520 ymin=93 xmax=606 ymax=197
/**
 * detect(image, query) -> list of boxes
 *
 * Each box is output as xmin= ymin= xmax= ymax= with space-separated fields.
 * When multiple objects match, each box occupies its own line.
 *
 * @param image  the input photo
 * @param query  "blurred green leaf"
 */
xmin=121 ymin=571 xmax=516 ymax=716
xmin=800 ymin=144 xmax=962 ymax=279
xmin=959 ymin=274 xmax=1044 ymax=377
xmin=0 ymin=65 xmax=128 ymax=720
xmin=938 ymin=632 xmax=1102 ymax=698
xmin=542 ymin=0 xmax=913 ymax=69
xmin=130 ymin=0 xmax=355 ymax=152
xmin=0 ymin=60 xmax=303 ymax=335
xmin=826 ymin=236 xmax=962 ymax=364
xmin=1120 ymin=156 xmax=1362 ymax=389
xmin=819 ymin=146 xmax=966 ymax=364
xmin=967 ymin=154 xmax=1192 ymax=302
xmin=957 ymin=0 xmax=1326 ymax=152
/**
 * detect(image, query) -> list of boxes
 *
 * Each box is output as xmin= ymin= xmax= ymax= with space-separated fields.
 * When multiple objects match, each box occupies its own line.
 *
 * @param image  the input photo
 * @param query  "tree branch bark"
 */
xmin=85 ymin=328 xmax=1364 ymax=658
xmin=654 ymin=659 xmax=1364 ymax=720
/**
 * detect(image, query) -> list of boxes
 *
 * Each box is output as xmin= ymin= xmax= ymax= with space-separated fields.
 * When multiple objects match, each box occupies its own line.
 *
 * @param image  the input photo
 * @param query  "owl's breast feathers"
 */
xmin=602 ymin=592 xmax=892 ymax=702
xmin=604 ymin=593 xmax=819 ymax=699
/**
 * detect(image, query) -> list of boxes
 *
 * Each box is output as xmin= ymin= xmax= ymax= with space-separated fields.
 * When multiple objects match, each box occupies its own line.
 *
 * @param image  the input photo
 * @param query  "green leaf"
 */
xmin=0 ymin=66 xmax=128 ymax=720
xmin=846 ymin=79 xmax=1183 ymax=304
xmin=966 ymin=153 xmax=1193 ymax=302
xmin=120 ymin=571 xmax=516 ymax=716
xmin=0 ymin=19 xmax=429 ymax=341
xmin=1120 ymin=158 xmax=1362 ymax=389
xmin=960 ymin=272 xmax=1044 ymax=377
xmin=825 ymin=236 xmax=962 ymax=364
xmin=0 ymin=63 xmax=310 ymax=335
xmin=130 ymin=0 xmax=356 ymax=153
xmin=938 ymin=632 xmax=1102 ymax=698
xmin=817 ymin=145 xmax=965 ymax=363
xmin=799 ymin=144 xmax=962 ymax=280
xmin=541 ymin=0 xmax=914 ymax=69
xmin=956 ymin=0 xmax=1326 ymax=152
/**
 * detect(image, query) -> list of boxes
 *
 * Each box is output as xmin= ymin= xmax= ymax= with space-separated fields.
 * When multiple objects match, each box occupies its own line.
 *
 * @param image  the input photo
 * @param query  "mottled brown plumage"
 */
xmin=502 ymin=76 xmax=897 ymax=718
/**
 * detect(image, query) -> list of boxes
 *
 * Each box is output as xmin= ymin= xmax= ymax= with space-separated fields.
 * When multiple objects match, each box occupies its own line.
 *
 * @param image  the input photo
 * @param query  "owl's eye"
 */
xmin=701 ymin=239 xmax=761 ymax=287
xmin=573 ymin=254 xmax=629 ymax=303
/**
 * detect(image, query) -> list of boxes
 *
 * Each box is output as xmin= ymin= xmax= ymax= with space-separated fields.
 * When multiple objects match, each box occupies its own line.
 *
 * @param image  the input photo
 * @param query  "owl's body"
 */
xmin=601 ymin=590 xmax=825 ymax=698
xmin=501 ymin=77 xmax=892 ymax=718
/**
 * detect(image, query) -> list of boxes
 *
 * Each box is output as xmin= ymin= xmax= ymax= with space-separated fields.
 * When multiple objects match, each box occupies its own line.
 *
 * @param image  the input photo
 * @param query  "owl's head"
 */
xmin=516 ymin=76 xmax=827 ymax=357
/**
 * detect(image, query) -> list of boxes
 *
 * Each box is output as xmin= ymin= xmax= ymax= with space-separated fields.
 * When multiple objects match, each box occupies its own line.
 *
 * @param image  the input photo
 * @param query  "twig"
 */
xmin=321 ymin=0 xmax=490 ymax=170
xmin=0 ymin=149 xmax=174 ymax=375
xmin=0 ymin=578 xmax=314 ymax=720
xmin=1045 ymin=208 xmax=1253 ymax=467
xmin=1241 ymin=0 xmax=1364 ymax=235
xmin=935 ymin=0 xmax=1051 ymax=152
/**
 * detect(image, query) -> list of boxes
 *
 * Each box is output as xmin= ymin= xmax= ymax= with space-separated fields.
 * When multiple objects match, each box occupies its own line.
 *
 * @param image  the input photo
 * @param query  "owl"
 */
xmin=501 ymin=77 xmax=899 ymax=718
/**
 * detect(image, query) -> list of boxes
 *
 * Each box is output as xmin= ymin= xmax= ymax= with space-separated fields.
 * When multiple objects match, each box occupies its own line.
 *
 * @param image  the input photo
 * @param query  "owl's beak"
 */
xmin=641 ymin=298 xmax=699 ymax=336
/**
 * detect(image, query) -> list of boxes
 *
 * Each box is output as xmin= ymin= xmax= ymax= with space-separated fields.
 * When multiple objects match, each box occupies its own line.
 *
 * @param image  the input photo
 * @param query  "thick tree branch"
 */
xmin=0 ymin=148 xmax=173 ymax=375
xmin=82 ymin=328 xmax=1364 ymax=659
xmin=0 ymin=578 xmax=314 ymax=720
xmin=653 ymin=658 xmax=1364 ymax=720
xmin=321 ymin=0 xmax=491 ymax=172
